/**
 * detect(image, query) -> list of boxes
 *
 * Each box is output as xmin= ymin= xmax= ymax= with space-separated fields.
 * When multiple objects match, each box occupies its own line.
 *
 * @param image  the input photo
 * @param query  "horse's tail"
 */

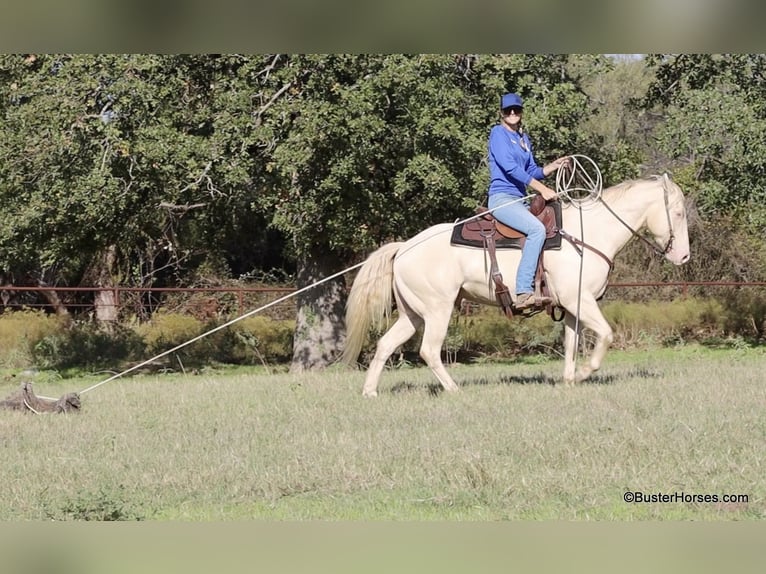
xmin=341 ymin=242 xmax=404 ymax=365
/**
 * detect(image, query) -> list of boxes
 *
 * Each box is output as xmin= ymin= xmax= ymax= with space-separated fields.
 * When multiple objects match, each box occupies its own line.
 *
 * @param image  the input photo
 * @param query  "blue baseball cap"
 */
xmin=500 ymin=93 xmax=523 ymax=110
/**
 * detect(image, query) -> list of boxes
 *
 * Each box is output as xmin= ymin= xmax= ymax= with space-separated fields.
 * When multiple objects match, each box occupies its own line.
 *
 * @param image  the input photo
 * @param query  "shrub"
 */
xmin=32 ymin=322 xmax=145 ymax=370
xmin=602 ymin=297 xmax=726 ymax=348
xmin=128 ymin=312 xmax=227 ymax=369
xmin=718 ymin=288 xmax=766 ymax=342
xmin=135 ymin=313 xmax=204 ymax=356
xmin=0 ymin=310 xmax=67 ymax=368
xmin=441 ymin=308 xmax=563 ymax=359
xmin=231 ymin=316 xmax=295 ymax=365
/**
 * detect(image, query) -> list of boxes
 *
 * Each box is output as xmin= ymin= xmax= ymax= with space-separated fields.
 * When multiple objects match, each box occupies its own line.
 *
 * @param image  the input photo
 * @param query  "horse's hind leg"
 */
xmin=419 ymin=306 xmax=460 ymax=393
xmin=362 ymin=310 xmax=421 ymax=397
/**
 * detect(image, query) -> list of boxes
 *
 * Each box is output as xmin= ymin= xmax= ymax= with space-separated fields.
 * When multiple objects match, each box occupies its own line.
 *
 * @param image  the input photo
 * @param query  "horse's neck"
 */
xmin=562 ymin=193 xmax=648 ymax=258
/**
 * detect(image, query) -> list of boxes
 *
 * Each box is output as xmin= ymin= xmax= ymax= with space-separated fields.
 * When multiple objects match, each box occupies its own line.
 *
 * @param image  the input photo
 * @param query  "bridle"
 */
xmin=554 ymin=174 xmax=677 ymax=272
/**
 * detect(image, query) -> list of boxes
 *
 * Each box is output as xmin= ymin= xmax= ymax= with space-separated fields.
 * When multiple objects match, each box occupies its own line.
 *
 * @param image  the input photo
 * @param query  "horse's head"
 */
xmin=646 ymin=174 xmax=690 ymax=265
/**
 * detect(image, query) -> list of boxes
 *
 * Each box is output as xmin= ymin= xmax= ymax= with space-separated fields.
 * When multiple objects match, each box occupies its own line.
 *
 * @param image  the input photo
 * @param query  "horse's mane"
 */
xmin=600 ymin=174 xmax=684 ymax=207
xmin=602 ymin=174 xmax=663 ymax=198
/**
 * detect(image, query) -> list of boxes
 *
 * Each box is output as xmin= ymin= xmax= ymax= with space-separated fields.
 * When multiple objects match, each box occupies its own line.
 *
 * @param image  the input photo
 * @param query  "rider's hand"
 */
xmin=538 ymin=186 xmax=558 ymax=201
xmin=544 ymin=156 xmax=570 ymax=177
xmin=556 ymin=156 xmax=572 ymax=170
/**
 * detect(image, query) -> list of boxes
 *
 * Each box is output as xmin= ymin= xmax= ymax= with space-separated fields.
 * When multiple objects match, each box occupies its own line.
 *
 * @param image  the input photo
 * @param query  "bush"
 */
xmin=130 ymin=312 xmax=222 ymax=368
xmin=602 ymin=297 xmax=726 ymax=348
xmin=33 ymin=322 xmax=145 ymax=370
xmin=458 ymin=309 xmax=563 ymax=357
xmin=231 ymin=316 xmax=295 ymax=365
xmin=718 ymin=288 xmax=766 ymax=342
xmin=0 ymin=310 xmax=67 ymax=368
xmin=135 ymin=313 xmax=204 ymax=356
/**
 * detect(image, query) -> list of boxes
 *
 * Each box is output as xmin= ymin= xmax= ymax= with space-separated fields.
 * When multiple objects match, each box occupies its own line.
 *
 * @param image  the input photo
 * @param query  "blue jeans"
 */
xmin=488 ymin=193 xmax=546 ymax=294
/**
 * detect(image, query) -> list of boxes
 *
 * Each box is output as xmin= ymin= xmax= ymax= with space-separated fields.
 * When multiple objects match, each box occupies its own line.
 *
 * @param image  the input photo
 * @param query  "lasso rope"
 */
xmin=556 ymin=154 xmax=603 ymax=205
xmin=75 ymin=195 xmax=535 ymax=398
xmin=77 ymin=264 xmax=366 ymax=395
xmin=555 ymin=154 xmax=603 ymax=373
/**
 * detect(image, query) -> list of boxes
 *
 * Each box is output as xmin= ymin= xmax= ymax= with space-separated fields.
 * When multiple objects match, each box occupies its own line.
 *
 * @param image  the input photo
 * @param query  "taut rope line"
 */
xmin=77 ymin=263 xmax=366 ymax=395
xmin=79 ymin=194 xmax=569 ymax=400
xmin=77 ymin=196 xmax=534 ymax=397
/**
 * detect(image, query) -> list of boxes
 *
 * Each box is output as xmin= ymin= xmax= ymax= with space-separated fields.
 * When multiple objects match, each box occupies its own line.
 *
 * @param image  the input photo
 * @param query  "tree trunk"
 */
xmin=290 ymin=252 xmax=347 ymax=372
xmin=93 ymin=245 xmax=118 ymax=327
xmin=38 ymin=284 xmax=69 ymax=318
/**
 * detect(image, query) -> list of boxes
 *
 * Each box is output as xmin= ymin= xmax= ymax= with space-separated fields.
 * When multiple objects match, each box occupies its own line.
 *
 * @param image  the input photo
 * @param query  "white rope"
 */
xmin=77 ymin=263 xmax=366 ymax=395
xmin=555 ymin=154 xmax=603 ymax=376
xmin=76 ymin=194 xmax=550 ymax=397
xmin=556 ymin=154 xmax=602 ymax=205
xmin=78 ymin=200 xmax=534 ymax=397
xmin=23 ymin=398 xmax=41 ymax=415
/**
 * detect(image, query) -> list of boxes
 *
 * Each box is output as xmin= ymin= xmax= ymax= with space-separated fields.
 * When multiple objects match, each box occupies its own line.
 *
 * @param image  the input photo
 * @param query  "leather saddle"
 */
xmin=450 ymin=195 xmax=562 ymax=250
xmin=450 ymin=196 xmax=563 ymax=318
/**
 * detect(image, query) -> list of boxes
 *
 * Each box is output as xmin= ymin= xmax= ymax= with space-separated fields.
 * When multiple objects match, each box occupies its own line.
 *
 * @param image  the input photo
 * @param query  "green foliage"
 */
xmin=232 ymin=316 xmax=295 ymax=364
xmin=603 ymin=298 xmax=730 ymax=348
xmin=458 ymin=309 xmax=563 ymax=357
xmin=0 ymin=310 xmax=67 ymax=367
xmin=135 ymin=313 xmax=203 ymax=356
xmin=32 ymin=322 xmax=144 ymax=370
xmin=646 ymin=54 xmax=766 ymax=231
xmin=0 ymin=54 xmax=265 ymax=288
xmin=44 ymin=485 xmax=146 ymax=521
xmin=717 ymin=288 xmax=766 ymax=341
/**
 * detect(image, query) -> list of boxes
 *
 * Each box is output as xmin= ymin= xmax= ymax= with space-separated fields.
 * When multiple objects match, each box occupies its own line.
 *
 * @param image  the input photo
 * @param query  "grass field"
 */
xmin=0 ymin=344 xmax=764 ymax=521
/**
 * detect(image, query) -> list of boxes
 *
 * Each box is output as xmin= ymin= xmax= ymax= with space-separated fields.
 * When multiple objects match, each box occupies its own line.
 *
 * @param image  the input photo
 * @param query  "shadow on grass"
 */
xmin=387 ymin=367 xmax=662 ymax=395
xmin=390 ymin=380 xmax=443 ymax=397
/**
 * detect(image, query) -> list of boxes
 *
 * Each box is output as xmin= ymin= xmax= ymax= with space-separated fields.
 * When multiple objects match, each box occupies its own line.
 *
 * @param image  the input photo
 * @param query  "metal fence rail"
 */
xmin=1 ymin=282 xmax=765 ymax=319
xmin=0 ymin=285 xmax=297 ymax=319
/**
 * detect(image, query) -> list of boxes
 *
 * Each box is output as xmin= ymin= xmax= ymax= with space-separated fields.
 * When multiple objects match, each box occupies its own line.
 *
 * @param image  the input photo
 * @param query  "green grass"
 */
xmin=0 ymin=345 xmax=764 ymax=521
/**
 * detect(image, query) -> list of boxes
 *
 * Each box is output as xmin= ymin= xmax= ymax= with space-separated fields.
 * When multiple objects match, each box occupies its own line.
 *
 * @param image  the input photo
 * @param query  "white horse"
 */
xmin=342 ymin=174 xmax=690 ymax=396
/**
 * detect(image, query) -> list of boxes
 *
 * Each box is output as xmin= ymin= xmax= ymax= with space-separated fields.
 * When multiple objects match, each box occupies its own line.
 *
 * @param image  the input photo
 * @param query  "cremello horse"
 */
xmin=342 ymin=174 xmax=690 ymax=396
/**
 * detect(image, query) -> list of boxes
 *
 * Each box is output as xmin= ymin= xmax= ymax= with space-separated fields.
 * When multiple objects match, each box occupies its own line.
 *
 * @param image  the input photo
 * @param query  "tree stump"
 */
xmin=0 ymin=382 xmax=81 ymax=414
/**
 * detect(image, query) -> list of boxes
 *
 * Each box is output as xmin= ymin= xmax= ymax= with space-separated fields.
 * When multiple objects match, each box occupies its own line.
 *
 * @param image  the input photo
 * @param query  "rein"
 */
xmin=556 ymin=175 xmax=676 ymax=270
xmin=556 ymin=228 xmax=614 ymax=270
xmin=596 ymin=175 xmax=676 ymax=257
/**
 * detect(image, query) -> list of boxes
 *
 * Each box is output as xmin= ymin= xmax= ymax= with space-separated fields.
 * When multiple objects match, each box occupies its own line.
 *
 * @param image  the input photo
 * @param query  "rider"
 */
xmin=487 ymin=92 xmax=570 ymax=309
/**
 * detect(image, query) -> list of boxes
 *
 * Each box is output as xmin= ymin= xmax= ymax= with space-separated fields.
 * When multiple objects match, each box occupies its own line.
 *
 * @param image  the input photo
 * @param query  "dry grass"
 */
xmin=0 ymin=345 xmax=763 ymax=520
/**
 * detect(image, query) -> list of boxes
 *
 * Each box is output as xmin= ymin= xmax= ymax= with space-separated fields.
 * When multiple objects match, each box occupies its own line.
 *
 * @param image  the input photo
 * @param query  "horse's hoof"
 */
xmin=362 ymin=390 xmax=378 ymax=398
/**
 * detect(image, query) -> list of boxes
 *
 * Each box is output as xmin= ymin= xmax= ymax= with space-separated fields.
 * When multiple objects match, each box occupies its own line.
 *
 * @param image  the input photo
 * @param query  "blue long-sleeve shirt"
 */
xmin=487 ymin=124 xmax=545 ymax=198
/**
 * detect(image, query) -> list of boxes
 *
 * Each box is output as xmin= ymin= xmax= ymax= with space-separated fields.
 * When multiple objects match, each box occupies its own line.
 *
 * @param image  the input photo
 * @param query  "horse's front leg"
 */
xmin=560 ymin=299 xmax=614 ymax=384
xmin=572 ymin=299 xmax=614 ymax=383
xmin=562 ymin=313 xmax=578 ymax=386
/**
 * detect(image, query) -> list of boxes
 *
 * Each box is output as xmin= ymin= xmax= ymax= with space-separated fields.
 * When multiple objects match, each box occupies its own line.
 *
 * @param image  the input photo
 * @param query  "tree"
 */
xmin=645 ymin=54 xmax=766 ymax=231
xmin=0 ymin=54 xmax=602 ymax=370
xmin=241 ymin=54 xmax=595 ymax=370
xmin=0 ymin=54 xmax=265 ymax=320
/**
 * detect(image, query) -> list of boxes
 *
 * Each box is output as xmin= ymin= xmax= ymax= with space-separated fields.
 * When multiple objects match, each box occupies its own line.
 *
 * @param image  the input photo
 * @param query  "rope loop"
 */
xmin=556 ymin=154 xmax=602 ymax=206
